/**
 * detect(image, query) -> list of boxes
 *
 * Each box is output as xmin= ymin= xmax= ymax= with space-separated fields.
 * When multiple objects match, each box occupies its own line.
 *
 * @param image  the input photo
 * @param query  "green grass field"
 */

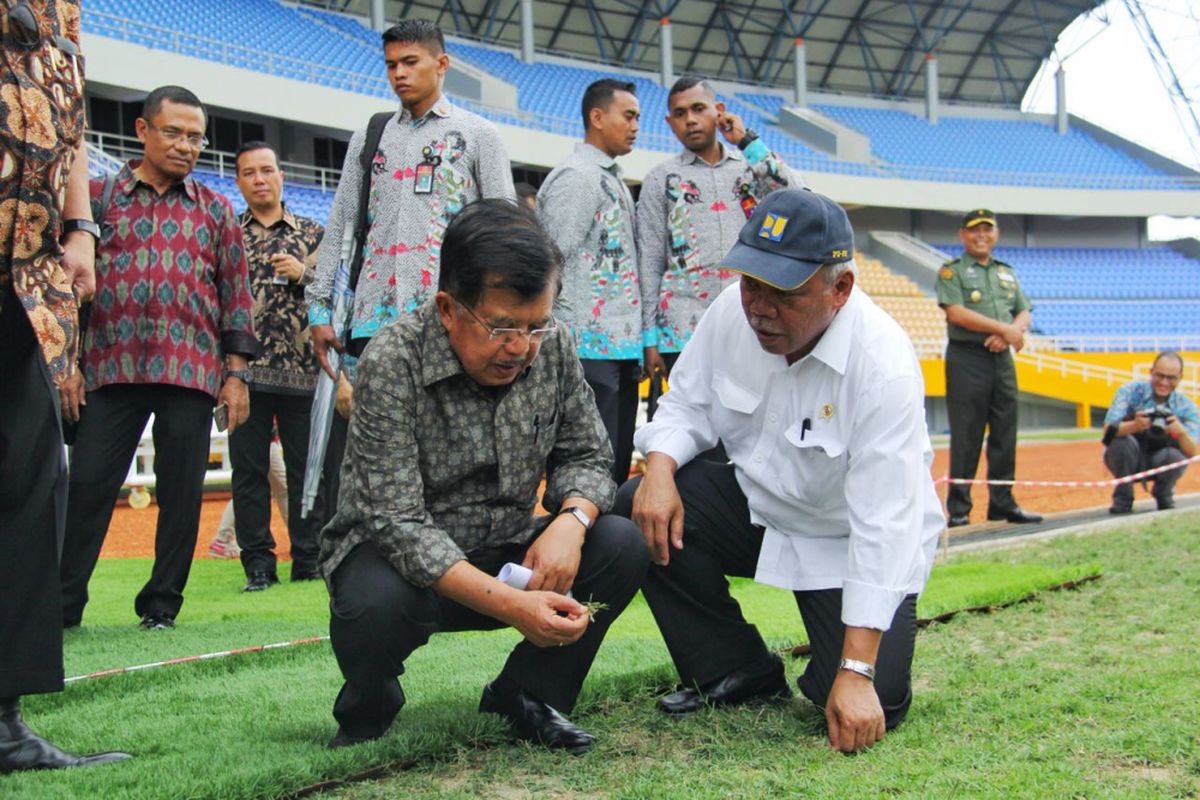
xmin=5 ymin=514 xmax=1195 ymax=799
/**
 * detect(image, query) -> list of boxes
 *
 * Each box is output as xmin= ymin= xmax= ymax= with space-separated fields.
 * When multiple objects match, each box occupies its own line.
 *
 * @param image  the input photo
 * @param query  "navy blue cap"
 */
xmin=719 ymin=189 xmax=854 ymax=291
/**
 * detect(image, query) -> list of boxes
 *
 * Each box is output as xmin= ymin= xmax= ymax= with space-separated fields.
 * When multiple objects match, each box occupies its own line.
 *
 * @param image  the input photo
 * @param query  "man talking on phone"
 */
xmin=59 ymin=86 xmax=259 ymax=631
xmin=637 ymin=76 xmax=802 ymax=380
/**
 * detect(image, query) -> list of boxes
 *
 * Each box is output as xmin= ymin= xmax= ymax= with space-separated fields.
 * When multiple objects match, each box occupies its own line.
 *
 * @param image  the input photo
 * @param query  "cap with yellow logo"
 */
xmin=961 ymin=208 xmax=997 ymax=228
xmin=719 ymin=189 xmax=854 ymax=291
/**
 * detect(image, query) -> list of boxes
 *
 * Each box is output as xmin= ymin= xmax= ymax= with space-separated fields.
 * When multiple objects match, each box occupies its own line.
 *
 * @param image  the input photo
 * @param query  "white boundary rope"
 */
xmin=934 ymin=454 xmax=1200 ymax=488
xmin=65 ymin=635 xmax=329 ymax=684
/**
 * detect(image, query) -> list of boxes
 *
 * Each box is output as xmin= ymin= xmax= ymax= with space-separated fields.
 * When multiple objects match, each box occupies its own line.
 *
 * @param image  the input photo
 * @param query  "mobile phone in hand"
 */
xmin=213 ymin=403 xmax=230 ymax=432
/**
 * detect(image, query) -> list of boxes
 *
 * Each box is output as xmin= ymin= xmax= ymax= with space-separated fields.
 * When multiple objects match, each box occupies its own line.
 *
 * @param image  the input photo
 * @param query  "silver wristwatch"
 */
xmin=558 ymin=506 xmax=594 ymax=531
xmin=838 ymin=658 xmax=876 ymax=682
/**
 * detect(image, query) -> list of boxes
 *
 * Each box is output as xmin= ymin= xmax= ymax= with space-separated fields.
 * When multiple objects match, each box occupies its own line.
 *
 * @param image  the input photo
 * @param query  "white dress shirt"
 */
xmin=636 ymin=282 xmax=944 ymax=630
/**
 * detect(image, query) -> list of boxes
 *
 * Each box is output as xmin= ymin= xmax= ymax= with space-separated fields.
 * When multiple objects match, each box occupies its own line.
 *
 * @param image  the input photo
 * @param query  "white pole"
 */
xmin=1055 ymin=65 xmax=1068 ymax=134
xmin=793 ymin=37 xmax=807 ymax=107
xmin=521 ymin=0 xmax=535 ymax=64
xmin=925 ymin=53 xmax=939 ymax=124
xmin=660 ymin=17 xmax=673 ymax=88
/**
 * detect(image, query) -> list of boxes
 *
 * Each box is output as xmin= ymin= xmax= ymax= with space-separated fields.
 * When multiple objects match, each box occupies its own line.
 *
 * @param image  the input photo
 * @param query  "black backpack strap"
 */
xmin=348 ymin=111 xmax=394 ymax=293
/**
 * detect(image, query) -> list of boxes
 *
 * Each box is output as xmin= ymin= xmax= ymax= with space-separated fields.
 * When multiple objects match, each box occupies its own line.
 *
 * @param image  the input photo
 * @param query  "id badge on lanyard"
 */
xmin=414 ymin=146 xmax=441 ymax=195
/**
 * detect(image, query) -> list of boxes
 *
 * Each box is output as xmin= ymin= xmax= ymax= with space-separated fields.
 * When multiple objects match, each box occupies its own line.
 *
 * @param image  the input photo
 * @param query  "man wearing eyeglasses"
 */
xmin=0 ymin=0 xmax=131 ymax=773
xmin=59 ymin=85 xmax=259 ymax=632
xmin=319 ymin=199 xmax=647 ymax=754
xmin=1101 ymin=351 xmax=1198 ymax=514
xmin=616 ymin=189 xmax=943 ymax=754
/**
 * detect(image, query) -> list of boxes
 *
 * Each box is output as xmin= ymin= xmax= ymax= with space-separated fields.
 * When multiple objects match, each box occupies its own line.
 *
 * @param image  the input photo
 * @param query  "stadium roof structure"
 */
xmin=300 ymin=0 xmax=1101 ymax=106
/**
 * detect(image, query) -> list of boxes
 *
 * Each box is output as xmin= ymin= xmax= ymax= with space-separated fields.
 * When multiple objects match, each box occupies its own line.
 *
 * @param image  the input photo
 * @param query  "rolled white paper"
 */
xmin=496 ymin=562 xmax=533 ymax=590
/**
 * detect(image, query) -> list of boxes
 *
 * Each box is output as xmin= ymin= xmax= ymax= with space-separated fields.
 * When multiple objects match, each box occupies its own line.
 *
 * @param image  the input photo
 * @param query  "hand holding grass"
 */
xmin=505 ymin=590 xmax=589 ymax=648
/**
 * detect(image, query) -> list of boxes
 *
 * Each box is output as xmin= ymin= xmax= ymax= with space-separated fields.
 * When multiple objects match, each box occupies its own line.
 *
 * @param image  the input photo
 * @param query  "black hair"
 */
xmin=439 ymin=199 xmax=562 ymax=308
xmin=1154 ymin=350 xmax=1185 ymax=372
xmin=381 ymin=19 xmax=445 ymax=54
xmin=514 ymin=182 xmax=537 ymax=201
xmin=142 ymin=85 xmax=206 ymax=124
xmin=581 ymin=78 xmax=636 ymax=132
xmin=668 ymin=75 xmax=714 ymax=101
xmin=234 ymin=140 xmax=277 ymax=169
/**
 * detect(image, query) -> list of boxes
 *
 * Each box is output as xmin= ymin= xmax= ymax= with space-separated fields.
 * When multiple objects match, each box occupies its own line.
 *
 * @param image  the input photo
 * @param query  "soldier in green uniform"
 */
xmin=936 ymin=209 xmax=1044 ymax=528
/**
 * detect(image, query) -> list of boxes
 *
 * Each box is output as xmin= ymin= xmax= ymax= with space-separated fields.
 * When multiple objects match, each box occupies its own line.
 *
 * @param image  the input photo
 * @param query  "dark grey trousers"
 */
xmin=945 ymin=340 xmax=1019 ymax=517
xmin=614 ymin=460 xmax=918 ymax=729
xmin=1103 ymin=436 xmax=1187 ymax=508
xmin=581 ymin=359 xmax=640 ymax=486
xmin=327 ymin=516 xmax=649 ymax=740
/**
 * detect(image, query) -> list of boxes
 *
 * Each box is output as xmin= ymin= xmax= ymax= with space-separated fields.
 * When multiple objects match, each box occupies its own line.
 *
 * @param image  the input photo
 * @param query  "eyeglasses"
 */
xmin=456 ymin=301 xmax=556 ymax=346
xmin=143 ymin=121 xmax=209 ymax=150
xmin=1151 ymin=371 xmax=1181 ymax=383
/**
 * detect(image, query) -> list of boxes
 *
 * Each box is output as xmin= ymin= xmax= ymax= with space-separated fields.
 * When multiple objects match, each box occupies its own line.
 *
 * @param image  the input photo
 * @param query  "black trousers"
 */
xmin=0 ymin=293 xmax=66 ymax=698
xmin=614 ymin=460 xmax=918 ymax=729
xmin=229 ymin=389 xmax=321 ymax=576
xmin=327 ymin=516 xmax=649 ymax=740
xmin=582 ymin=359 xmax=640 ymax=485
xmin=321 ymin=411 xmax=348 ymax=518
xmin=945 ymin=340 xmax=1019 ymax=517
xmin=1103 ymin=436 xmax=1187 ymax=507
xmin=61 ymin=383 xmax=214 ymax=624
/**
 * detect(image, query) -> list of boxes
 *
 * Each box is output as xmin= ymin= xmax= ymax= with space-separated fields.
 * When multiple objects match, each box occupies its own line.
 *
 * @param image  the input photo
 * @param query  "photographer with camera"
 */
xmin=1102 ymin=351 xmax=1198 ymax=514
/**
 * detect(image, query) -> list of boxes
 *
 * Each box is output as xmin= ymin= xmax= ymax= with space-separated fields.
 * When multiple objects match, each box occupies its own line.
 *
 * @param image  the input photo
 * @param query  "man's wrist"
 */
xmin=838 ymin=658 xmax=876 ymax=682
xmin=557 ymin=505 xmax=594 ymax=532
xmin=61 ymin=218 xmax=100 ymax=243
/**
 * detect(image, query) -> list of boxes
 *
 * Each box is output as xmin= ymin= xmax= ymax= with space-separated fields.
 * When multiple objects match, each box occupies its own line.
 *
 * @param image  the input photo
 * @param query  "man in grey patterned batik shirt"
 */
xmin=306 ymin=19 xmax=515 ymax=511
xmin=638 ymin=77 xmax=803 ymax=378
xmin=538 ymin=79 xmax=643 ymax=486
xmin=319 ymin=200 xmax=648 ymax=755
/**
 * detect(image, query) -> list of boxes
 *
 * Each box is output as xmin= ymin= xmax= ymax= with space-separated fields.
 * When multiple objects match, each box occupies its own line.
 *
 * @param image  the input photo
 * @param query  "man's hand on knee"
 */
xmin=632 ymin=453 xmax=684 ymax=566
xmin=825 ymin=672 xmax=886 ymax=754
xmin=523 ymin=516 xmax=585 ymax=595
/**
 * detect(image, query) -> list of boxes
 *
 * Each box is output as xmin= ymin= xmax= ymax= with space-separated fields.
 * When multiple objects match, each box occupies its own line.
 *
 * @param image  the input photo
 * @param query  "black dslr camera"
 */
xmin=1147 ymin=403 xmax=1174 ymax=431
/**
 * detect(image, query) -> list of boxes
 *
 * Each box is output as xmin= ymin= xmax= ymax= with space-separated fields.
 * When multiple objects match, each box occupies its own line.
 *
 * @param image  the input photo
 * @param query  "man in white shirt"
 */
xmin=616 ymin=189 xmax=944 ymax=753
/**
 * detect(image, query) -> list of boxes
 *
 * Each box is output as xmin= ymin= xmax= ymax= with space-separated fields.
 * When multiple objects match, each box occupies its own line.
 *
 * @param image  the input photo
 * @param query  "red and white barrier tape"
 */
xmin=934 ymin=454 xmax=1200 ymax=488
xmin=65 ymin=635 xmax=329 ymax=684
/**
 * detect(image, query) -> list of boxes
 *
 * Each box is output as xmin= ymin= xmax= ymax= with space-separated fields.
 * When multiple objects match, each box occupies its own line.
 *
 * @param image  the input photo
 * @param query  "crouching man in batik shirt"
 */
xmin=320 ymin=199 xmax=648 ymax=754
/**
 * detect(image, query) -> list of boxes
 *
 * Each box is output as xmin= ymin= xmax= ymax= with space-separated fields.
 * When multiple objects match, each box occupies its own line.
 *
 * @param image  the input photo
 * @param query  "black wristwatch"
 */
xmin=736 ymin=129 xmax=760 ymax=150
xmin=223 ymin=368 xmax=252 ymax=384
xmin=61 ymin=218 xmax=101 ymax=242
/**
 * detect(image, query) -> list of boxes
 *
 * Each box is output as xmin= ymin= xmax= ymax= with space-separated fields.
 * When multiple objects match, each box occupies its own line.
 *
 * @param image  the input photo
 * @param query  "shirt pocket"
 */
xmin=959 ymin=276 xmax=986 ymax=307
xmin=712 ymin=371 xmax=762 ymax=414
xmin=777 ymin=421 xmax=847 ymax=512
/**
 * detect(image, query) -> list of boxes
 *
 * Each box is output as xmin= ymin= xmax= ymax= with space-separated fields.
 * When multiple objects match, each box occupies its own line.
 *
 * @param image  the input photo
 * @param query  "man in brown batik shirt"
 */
xmin=230 ymin=141 xmax=325 ymax=592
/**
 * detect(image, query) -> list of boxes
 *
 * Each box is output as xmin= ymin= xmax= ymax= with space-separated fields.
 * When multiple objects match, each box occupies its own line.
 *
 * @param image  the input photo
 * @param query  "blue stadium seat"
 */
xmin=933 ymin=243 xmax=1200 ymax=347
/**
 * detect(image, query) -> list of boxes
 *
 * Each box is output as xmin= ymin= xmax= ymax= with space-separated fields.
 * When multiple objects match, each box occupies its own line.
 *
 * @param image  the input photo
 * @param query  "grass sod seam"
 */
xmin=284 ymin=573 xmax=1108 ymax=800
xmin=6 ymin=547 xmax=1126 ymax=799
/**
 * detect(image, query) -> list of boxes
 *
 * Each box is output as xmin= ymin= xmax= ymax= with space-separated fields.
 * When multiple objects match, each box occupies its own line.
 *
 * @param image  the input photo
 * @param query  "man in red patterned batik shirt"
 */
xmin=59 ymin=85 xmax=259 ymax=631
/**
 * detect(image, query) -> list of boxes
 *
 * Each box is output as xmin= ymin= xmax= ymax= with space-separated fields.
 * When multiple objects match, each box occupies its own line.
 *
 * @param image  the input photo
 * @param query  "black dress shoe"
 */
xmin=987 ymin=507 xmax=1043 ymax=524
xmin=138 ymin=612 xmax=175 ymax=631
xmin=656 ymin=652 xmax=791 ymax=716
xmin=1109 ymin=504 xmax=1133 ymax=515
xmin=242 ymin=571 xmax=279 ymax=592
xmin=1156 ymin=496 xmax=1176 ymax=511
xmin=291 ymin=567 xmax=321 ymax=582
xmin=947 ymin=514 xmax=971 ymax=528
xmin=479 ymin=680 xmax=596 ymax=754
xmin=0 ymin=699 xmax=131 ymax=774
